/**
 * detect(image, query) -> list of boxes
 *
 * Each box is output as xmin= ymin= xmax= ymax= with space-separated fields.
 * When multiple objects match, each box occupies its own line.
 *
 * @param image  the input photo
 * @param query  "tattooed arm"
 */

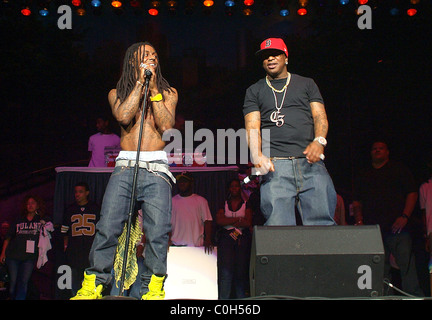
xmin=149 ymin=87 xmax=178 ymax=133
xmin=108 ymin=83 xmax=143 ymax=127
xmin=303 ymin=101 xmax=329 ymax=163
xmin=245 ymin=111 xmax=274 ymax=175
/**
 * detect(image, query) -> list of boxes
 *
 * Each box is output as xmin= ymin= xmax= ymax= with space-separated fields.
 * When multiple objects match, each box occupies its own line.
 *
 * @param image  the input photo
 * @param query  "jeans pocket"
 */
xmin=111 ymin=165 xmax=127 ymax=177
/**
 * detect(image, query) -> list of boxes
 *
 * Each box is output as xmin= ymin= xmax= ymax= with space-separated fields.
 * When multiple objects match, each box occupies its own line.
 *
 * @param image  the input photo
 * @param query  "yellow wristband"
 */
xmin=150 ymin=93 xmax=163 ymax=102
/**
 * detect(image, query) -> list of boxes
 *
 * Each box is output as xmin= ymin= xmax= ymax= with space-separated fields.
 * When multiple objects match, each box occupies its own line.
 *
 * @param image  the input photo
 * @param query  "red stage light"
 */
xmin=358 ymin=0 xmax=368 ymax=4
xmin=407 ymin=8 xmax=417 ymax=16
xmin=203 ymin=0 xmax=214 ymax=6
xmin=148 ymin=8 xmax=159 ymax=15
xmin=21 ymin=7 xmax=31 ymax=16
xmin=244 ymin=0 xmax=254 ymax=5
xmin=72 ymin=0 xmax=82 ymax=6
xmin=297 ymin=8 xmax=307 ymax=15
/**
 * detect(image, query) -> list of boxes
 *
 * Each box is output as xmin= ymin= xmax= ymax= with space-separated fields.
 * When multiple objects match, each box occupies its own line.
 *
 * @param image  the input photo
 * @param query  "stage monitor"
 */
xmin=250 ymin=225 xmax=384 ymax=298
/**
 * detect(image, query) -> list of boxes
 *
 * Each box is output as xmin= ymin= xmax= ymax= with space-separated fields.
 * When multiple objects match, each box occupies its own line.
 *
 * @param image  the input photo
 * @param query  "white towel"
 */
xmin=37 ymin=222 xmax=54 ymax=269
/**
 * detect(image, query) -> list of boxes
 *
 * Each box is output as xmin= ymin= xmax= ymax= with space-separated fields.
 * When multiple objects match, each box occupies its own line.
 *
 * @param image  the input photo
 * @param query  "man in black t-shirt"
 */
xmin=243 ymin=38 xmax=336 ymax=226
xmin=352 ymin=141 xmax=423 ymax=296
xmin=61 ymin=182 xmax=100 ymax=296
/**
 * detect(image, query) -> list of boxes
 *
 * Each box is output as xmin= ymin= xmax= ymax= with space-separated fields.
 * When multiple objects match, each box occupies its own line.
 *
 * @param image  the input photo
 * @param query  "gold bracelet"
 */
xmin=150 ymin=93 xmax=163 ymax=102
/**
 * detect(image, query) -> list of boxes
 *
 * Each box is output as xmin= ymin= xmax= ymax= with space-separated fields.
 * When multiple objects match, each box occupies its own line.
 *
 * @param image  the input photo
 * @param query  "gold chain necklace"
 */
xmin=265 ymin=73 xmax=290 ymax=93
xmin=266 ymin=73 xmax=291 ymax=127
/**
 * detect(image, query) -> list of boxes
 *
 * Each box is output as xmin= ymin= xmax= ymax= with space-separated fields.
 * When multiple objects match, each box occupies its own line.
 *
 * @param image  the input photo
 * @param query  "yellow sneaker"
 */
xmin=141 ymin=274 xmax=166 ymax=300
xmin=70 ymin=272 xmax=104 ymax=300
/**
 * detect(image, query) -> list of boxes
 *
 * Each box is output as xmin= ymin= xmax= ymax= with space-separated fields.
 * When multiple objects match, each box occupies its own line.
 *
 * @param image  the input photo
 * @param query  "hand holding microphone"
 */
xmin=139 ymin=63 xmax=153 ymax=81
xmin=242 ymin=156 xmax=274 ymax=185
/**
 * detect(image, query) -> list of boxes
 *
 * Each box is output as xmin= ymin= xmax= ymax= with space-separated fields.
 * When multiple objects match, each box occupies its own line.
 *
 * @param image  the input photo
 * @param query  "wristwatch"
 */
xmin=314 ymin=136 xmax=327 ymax=147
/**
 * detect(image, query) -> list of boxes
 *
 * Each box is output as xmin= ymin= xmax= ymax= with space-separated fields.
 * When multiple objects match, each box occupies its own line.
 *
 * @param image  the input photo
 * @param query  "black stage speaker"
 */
xmin=250 ymin=225 xmax=384 ymax=298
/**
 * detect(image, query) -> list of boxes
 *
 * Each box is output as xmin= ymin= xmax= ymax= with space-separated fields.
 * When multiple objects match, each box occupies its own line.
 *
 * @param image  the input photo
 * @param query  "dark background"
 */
xmin=1 ymin=0 xmax=431 ymax=196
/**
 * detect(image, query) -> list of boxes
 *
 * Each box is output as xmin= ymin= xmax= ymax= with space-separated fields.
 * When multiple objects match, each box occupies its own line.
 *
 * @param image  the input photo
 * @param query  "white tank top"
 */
xmin=224 ymin=200 xmax=246 ymax=230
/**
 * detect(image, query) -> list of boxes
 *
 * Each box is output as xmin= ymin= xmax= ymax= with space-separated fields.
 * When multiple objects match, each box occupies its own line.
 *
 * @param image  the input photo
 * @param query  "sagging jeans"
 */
xmin=260 ymin=157 xmax=337 ymax=226
xmin=87 ymin=162 xmax=172 ymax=295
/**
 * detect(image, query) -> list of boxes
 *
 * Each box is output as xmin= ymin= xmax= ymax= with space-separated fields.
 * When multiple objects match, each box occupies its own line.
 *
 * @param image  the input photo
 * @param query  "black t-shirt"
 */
xmin=353 ymin=161 xmax=417 ymax=234
xmin=6 ymin=215 xmax=44 ymax=261
xmin=62 ymin=201 xmax=100 ymax=269
xmin=243 ymin=74 xmax=324 ymax=157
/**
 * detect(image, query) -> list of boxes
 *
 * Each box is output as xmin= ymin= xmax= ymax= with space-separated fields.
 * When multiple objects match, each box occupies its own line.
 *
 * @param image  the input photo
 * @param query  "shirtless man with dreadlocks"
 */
xmin=72 ymin=42 xmax=178 ymax=300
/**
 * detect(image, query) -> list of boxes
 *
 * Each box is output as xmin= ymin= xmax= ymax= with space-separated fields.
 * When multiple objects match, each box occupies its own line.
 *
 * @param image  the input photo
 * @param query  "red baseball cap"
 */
xmin=255 ymin=38 xmax=288 ymax=57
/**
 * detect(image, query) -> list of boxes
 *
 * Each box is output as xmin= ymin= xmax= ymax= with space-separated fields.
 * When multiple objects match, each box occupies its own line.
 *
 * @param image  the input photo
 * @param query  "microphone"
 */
xmin=145 ymin=69 xmax=152 ymax=79
xmin=242 ymin=172 xmax=261 ymax=185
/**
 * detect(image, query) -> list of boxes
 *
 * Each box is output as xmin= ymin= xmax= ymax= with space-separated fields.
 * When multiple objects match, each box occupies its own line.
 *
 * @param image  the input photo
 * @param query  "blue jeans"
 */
xmin=6 ymin=258 xmax=35 ymax=300
xmin=217 ymin=229 xmax=251 ymax=299
xmin=382 ymin=231 xmax=424 ymax=296
xmin=110 ymin=256 xmax=145 ymax=299
xmin=87 ymin=163 xmax=172 ymax=295
xmin=260 ymin=158 xmax=336 ymax=226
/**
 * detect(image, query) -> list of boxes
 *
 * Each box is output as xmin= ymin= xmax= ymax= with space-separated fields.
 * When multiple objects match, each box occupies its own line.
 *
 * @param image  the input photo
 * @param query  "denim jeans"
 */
xmin=260 ymin=158 xmax=336 ymax=226
xmin=217 ymin=229 xmax=251 ymax=299
xmin=87 ymin=163 xmax=172 ymax=295
xmin=382 ymin=231 xmax=424 ymax=296
xmin=110 ymin=256 xmax=145 ymax=299
xmin=6 ymin=258 xmax=35 ymax=300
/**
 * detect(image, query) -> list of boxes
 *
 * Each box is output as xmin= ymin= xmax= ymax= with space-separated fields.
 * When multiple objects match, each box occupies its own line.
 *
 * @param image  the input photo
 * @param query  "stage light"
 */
xmin=339 ymin=0 xmax=349 ymax=4
xmin=407 ymin=8 xmax=417 ymax=16
xmin=39 ymin=8 xmax=49 ymax=16
xmin=357 ymin=0 xmax=367 ymax=4
xmin=203 ymin=0 xmax=214 ymax=7
xmin=167 ymin=0 xmax=177 ymax=14
xmin=390 ymin=7 xmax=399 ymax=16
xmin=244 ymin=0 xmax=254 ymax=5
xmin=225 ymin=0 xmax=235 ymax=6
xmin=91 ymin=0 xmax=101 ymax=7
xmin=242 ymin=7 xmax=253 ymax=15
xmin=297 ymin=7 xmax=307 ymax=15
xmin=21 ymin=6 xmax=31 ymax=16
xmin=148 ymin=8 xmax=158 ymax=15
xmin=280 ymin=8 xmax=289 ymax=16
xmin=111 ymin=0 xmax=123 ymax=7
xmin=77 ymin=7 xmax=86 ymax=15
xmin=148 ymin=0 xmax=160 ymax=15
xmin=298 ymin=0 xmax=308 ymax=6
xmin=72 ymin=0 xmax=82 ymax=6
xmin=410 ymin=0 xmax=420 ymax=4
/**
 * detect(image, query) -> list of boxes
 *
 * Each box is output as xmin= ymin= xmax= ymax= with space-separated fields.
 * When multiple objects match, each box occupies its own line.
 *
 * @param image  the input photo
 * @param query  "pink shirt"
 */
xmin=88 ymin=132 xmax=120 ymax=167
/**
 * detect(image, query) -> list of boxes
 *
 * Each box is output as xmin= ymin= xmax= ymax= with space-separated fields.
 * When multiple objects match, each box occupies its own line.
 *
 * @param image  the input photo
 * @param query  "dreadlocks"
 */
xmin=115 ymin=42 xmax=173 ymax=104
